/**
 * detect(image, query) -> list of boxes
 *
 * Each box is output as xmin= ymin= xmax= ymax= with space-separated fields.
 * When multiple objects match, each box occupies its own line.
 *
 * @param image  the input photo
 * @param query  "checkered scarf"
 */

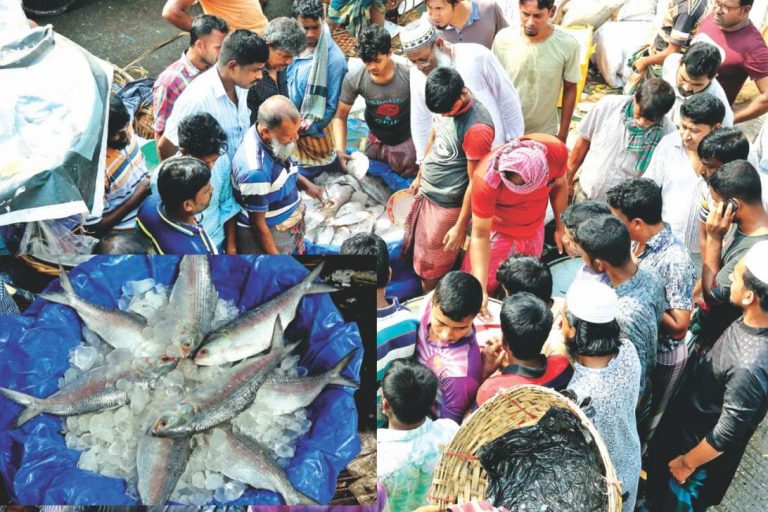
xmin=300 ymin=25 xmax=330 ymax=124
xmin=623 ymin=99 xmax=665 ymax=173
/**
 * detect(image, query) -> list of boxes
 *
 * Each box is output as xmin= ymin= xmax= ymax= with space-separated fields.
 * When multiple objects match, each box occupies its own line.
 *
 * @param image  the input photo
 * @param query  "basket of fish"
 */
xmin=0 ymin=255 xmax=363 ymax=506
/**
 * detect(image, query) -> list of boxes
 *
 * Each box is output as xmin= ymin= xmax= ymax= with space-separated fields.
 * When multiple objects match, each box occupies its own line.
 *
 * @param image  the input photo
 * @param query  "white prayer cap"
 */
xmin=566 ymin=280 xmax=618 ymax=324
xmin=744 ymin=241 xmax=768 ymax=284
xmin=400 ymin=18 xmax=438 ymax=53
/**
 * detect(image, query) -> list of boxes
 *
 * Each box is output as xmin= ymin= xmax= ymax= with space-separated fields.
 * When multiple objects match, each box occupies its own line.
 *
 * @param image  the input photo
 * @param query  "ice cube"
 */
xmin=129 ymin=386 xmax=150 ymax=415
xmin=192 ymin=471 xmax=206 ymax=489
xmin=222 ymin=480 xmax=246 ymax=502
xmin=73 ymin=345 xmax=100 ymax=371
xmin=78 ymin=449 xmax=98 ymax=472
xmin=204 ymin=472 xmax=224 ymax=491
xmin=275 ymin=443 xmax=294 ymax=459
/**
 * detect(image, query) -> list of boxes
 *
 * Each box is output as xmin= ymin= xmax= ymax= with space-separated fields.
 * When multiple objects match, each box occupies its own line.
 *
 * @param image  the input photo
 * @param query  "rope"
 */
xmin=123 ymin=32 xmax=187 ymax=70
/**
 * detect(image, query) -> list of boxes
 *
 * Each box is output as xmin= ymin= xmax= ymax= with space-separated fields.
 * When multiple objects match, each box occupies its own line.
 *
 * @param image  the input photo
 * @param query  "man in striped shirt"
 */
xmin=84 ymin=94 xmax=151 ymax=238
xmin=232 ymin=95 xmax=323 ymax=254
xmin=152 ymin=14 xmax=229 ymax=138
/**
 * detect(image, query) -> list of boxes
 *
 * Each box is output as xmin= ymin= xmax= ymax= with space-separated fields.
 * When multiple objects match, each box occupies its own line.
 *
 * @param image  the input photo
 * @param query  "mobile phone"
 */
xmin=721 ymin=199 xmax=739 ymax=214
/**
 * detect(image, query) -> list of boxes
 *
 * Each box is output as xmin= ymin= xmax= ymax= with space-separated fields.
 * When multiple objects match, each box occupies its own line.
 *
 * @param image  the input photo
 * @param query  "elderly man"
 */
xmin=247 ymin=17 xmax=308 ymax=124
xmin=400 ymin=18 xmax=524 ymax=164
xmin=287 ymin=0 xmax=349 ymax=178
xmin=425 ymin=0 xmax=508 ymax=50
xmin=162 ymin=0 xmax=267 ymax=34
xmin=232 ymin=96 xmax=324 ymax=254
xmin=153 ymin=14 xmax=229 ymax=139
xmin=157 ymin=29 xmax=269 ymax=161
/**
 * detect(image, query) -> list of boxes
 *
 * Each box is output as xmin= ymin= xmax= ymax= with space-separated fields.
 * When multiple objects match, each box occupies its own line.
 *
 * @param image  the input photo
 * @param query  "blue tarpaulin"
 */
xmin=0 ymin=255 xmax=362 ymax=505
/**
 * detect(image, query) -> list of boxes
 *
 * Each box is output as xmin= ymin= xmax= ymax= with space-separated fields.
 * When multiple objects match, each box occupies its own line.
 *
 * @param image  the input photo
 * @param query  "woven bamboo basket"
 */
xmin=429 ymin=385 xmax=622 ymax=511
xmin=332 ymin=27 xmax=359 ymax=58
xmin=111 ymin=64 xmax=156 ymax=139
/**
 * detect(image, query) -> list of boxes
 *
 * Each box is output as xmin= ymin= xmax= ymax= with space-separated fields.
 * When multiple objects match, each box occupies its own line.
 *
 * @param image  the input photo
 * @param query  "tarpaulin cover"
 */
xmin=0 ymin=255 xmax=362 ymax=505
xmin=0 ymin=26 xmax=111 ymax=227
xmin=366 ymin=160 xmax=412 ymax=194
xmin=303 ymin=239 xmax=421 ymax=302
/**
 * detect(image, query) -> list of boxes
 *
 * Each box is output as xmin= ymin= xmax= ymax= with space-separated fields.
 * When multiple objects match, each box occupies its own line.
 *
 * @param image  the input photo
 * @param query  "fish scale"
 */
xmin=167 ymin=256 xmax=218 ymax=357
xmin=137 ymin=416 xmax=192 ymax=505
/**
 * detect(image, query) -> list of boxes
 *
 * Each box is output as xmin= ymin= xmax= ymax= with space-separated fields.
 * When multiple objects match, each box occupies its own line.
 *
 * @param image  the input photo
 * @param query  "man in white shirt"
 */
xmin=662 ymin=42 xmax=734 ymax=128
xmin=399 ymin=18 xmax=525 ymax=163
xmin=644 ymin=93 xmax=725 ymax=268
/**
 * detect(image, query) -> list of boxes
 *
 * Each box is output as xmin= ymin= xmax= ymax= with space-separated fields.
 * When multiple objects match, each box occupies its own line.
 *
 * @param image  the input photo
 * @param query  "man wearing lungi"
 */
xmin=404 ymin=67 xmax=495 ymax=292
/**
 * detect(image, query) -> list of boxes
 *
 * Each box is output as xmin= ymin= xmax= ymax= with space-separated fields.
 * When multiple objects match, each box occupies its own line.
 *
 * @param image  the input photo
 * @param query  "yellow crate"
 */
xmin=558 ymin=25 xmax=595 ymax=107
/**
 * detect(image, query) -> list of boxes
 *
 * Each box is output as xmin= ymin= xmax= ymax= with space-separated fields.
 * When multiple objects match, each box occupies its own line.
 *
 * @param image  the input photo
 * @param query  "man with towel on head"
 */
xmin=646 ymin=241 xmax=768 ymax=510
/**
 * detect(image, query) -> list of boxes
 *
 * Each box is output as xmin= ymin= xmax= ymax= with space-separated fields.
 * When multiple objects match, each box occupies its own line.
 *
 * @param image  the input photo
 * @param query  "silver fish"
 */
xmin=0 ymin=354 xmax=178 ymax=427
xmin=330 ymin=227 xmax=351 ymax=246
xmin=168 ymin=256 xmax=218 ymax=357
xmin=152 ymin=320 xmax=299 ymax=436
xmin=330 ymin=210 xmax=372 ymax=227
xmin=335 ymin=201 xmax=366 ymax=217
xmin=206 ymin=429 xmax=318 ymax=505
xmin=194 ymin=262 xmax=336 ymax=366
xmin=40 ymin=267 xmax=148 ymax=349
xmin=349 ymin=218 xmax=374 ymax=235
xmin=255 ymin=351 xmax=359 ymax=415
xmin=360 ymin=175 xmax=391 ymax=205
xmin=315 ymin=226 xmax=335 ymax=246
xmin=136 ymin=414 xmax=192 ymax=505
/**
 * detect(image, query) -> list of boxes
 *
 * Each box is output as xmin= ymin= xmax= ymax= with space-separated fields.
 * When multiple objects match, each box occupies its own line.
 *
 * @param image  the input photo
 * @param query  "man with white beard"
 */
xmin=231 ymin=95 xmax=324 ymax=254
xmin=400 ymin=18 xmax=525 ymax=163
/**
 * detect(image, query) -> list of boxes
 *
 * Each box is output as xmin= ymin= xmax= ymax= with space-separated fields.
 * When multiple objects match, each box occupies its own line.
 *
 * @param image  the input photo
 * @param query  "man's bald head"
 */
xmin=257 ymin=95 xmax=301 ymax=131
xmin=256 ymin=95 xmax=301 ymax=160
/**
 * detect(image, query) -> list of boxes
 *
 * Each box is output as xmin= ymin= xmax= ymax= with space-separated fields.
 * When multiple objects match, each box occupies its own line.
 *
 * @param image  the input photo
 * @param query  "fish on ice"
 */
xmin=167 ymin=256 xmax=218 ymax=357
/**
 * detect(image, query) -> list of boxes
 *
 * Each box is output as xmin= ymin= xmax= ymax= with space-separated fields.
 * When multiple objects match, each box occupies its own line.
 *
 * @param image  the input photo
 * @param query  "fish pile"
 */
xmin=0 ymin=257 xmax=359 ymax=506
xmin=303 ymin=172 xmax=405 ymax=246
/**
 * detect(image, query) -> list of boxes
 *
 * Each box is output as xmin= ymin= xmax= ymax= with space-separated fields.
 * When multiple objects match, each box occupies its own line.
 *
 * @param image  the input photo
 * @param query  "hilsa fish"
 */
xmin=40 ymin=267 xmax=148 ymax=350
xmin=194 ymin=262 xmax=336 ymax=366
xmin=255 ymin=351 xmax=359 ymax=415
xmin=136 ymin=412 xmax=192 ymax=505
xmin=168 ymin=255 xmax=218 ymax=357
xmin=151 ymin=320 xmax=298 ymax=437
xmin=0 ymin=354 xmax=178 ymax=427
xmin=205 ymin=428 xmax=318 ymax=505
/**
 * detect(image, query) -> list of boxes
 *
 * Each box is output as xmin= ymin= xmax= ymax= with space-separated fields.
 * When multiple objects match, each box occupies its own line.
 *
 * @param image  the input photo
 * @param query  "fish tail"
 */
xmin=0 ymin=387 xmax=43 ymax=427
xmin=285 ymin=486 xmax=319 ymax=506
xmin=328 ymin=351 xmax=359 ymax=389
xmin=39 ymin=266 xmax=76 ymax=306
xmin=301 ymin=262 xmax=337 ymax=295
xmin=270 ymin=317 xmax=285 ymax=350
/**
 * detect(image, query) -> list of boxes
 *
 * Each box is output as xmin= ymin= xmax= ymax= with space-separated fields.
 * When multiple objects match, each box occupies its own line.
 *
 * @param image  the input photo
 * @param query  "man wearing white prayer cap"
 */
xmin=399 ymin=17 xmax=525 ymax=164
xmin=563 ymin=279 xmax=643 ymax=512
xmin=646 ymin=240 xmax=768 ymax=510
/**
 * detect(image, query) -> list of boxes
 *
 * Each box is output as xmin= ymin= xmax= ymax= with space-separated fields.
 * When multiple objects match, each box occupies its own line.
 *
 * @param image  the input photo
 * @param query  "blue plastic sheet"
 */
xmin=366 ymin=160 xmax=413 ymax=193
xmin=0 ymin=255 xmax=362 ymax=505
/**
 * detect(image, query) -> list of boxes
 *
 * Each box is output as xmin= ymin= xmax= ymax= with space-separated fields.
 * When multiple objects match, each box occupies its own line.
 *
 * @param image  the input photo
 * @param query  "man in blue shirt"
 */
xmin=137 ymin=157 xmax=218 ymax=254
xmin=232 ymin=95 xmax=323 ymax=254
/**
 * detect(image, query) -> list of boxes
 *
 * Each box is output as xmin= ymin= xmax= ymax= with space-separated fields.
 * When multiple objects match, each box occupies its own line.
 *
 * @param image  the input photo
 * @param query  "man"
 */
xmin=692 ymin=0 xmax=768 ymax=123
xmin=400 ymin=19 xmax=524 ymax=164
xmin=152 ymin=14 xmax=228 ymax=139
xmin=662 ymin=41 xmax=734 ymax=128
xmin=567 ymin=78 xmax=676 ymax=203
xmin=333 ymin=25 xmax=417 ymax=179
xmin=700 ymin=160 xmax=768 ymax=345
xmin=231 ymin=95 xmax=323 ymax=254
xmin=646 ymin=241 xmax=768 ymax=510
xmin=492 ymin=0 xmax=580 ymax=142
xmin=157 ymin=29 xmax=269 ymax=161
xmin=607 ymin=178 xmax=696 ymax=443
xmin=288 ymin=0 xmax=348 ymax=179
xmin=424 ymin=0 xmax=508 ymax=50
xmin=84 ymin=94 xmax=151 ymax=239
xmin=161 ymin=0 xmax=267 ymax=34
xmin=644 ymin=93 xmax=725 ymax=263
xmin=247 ymin=17 xmax=307 ymax=124
xmin=404 ymin=68 xmax=495 ymax=292
xmin=574 ymin=214 xmax=666 ymax=422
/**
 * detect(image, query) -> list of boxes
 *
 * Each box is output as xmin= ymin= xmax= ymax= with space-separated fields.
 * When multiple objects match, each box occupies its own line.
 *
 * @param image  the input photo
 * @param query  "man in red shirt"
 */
xmin=693 ymin=0 xmax=768 ymax=122
xmin=475 ymin=292 xmax=572 ymax=407
xmin=462 ymin=133 xmax=569 ymax=312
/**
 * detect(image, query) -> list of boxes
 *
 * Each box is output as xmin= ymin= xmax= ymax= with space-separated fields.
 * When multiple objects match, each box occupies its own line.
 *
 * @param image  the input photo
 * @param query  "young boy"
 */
xmin=475 ymin=292 xmax=572 ymax=407
xmin=416 ymin=271 xmax=488 ymax=422
xmin=341 ymin=233 xmax=418 ymax=428
xmin=136 ymin=156 xmax=217 ymax=254
xmin=378 ymin=359 xmax=460 ymax=512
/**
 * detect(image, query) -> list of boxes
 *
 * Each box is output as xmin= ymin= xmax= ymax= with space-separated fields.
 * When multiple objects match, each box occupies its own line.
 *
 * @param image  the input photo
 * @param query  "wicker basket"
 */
xmin=111 ymin=64 xmax=156 ymax=139
xmin=332 ymin=27 xmax=358 ymax=58
xmin=429 ymin=385 xmax=622 ymax=511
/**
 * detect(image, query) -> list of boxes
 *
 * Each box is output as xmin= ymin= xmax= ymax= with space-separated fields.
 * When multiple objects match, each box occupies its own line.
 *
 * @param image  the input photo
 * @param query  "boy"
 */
xmin=416 ymin=271 xmax=487 ymax=422
xmin=341 ymin=233 xmax=418 ymax=428
xmin=136 ymin=156 xmax=217 ymax=254
xmin=475 ymin=292 xmax=572 ymax=407
xmin=378 ymin=359 xmax=460 ymax=512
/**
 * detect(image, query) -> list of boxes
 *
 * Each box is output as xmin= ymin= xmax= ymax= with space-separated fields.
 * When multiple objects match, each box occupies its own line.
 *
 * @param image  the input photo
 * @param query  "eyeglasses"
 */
xmin=713 ymin=0 xmax=742 ymax=13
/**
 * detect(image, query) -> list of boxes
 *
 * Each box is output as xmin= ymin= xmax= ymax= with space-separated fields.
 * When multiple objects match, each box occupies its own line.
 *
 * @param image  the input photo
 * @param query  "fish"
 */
xmin=255 ymin=351 xmax=359 ymax=415
xmin=40 ymin=267 xmax=148 ymax=350
xmin=168 ymin=256 xmax=218 ymax=358
xmin=315 ymin=226 xmax=335 ymax=246
xmin=304 ymin=226 xmax=320 ymax=244
xmin=194 ymin=262 xmax=336 ymax=366
xmin=0 ymin=354 xmax=178 ymax=427
xmin=151 ymin=320 xmax=298 ymax=436
xmin=374 ymin=214 xmax=393 ymax=234
xmin=205 ymin=428 xmax=318 ymax=505
xmin=319 ymin=183 xmax=354 ymax=215
xmin=136 ymin=414 xmax=192 ymax=505
xmin=335 ymin=201 xmax=366 ymax=218
xmin=305 ymin=208 xmax=331 ymax=231
xmin=369 ymin=205 xmax=385 ymax=219
xmin=330 ymin=227 xmax=351 ymax=246
xmin=330 ymin=210 xmax=372 ymax=227
xmin=378 ymin=226 xmax=405 ymax=244
xmin=360 ymin=175 xmax=391 ymax=205
xmin=349 ymin=218 xmax=374 ymax=235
